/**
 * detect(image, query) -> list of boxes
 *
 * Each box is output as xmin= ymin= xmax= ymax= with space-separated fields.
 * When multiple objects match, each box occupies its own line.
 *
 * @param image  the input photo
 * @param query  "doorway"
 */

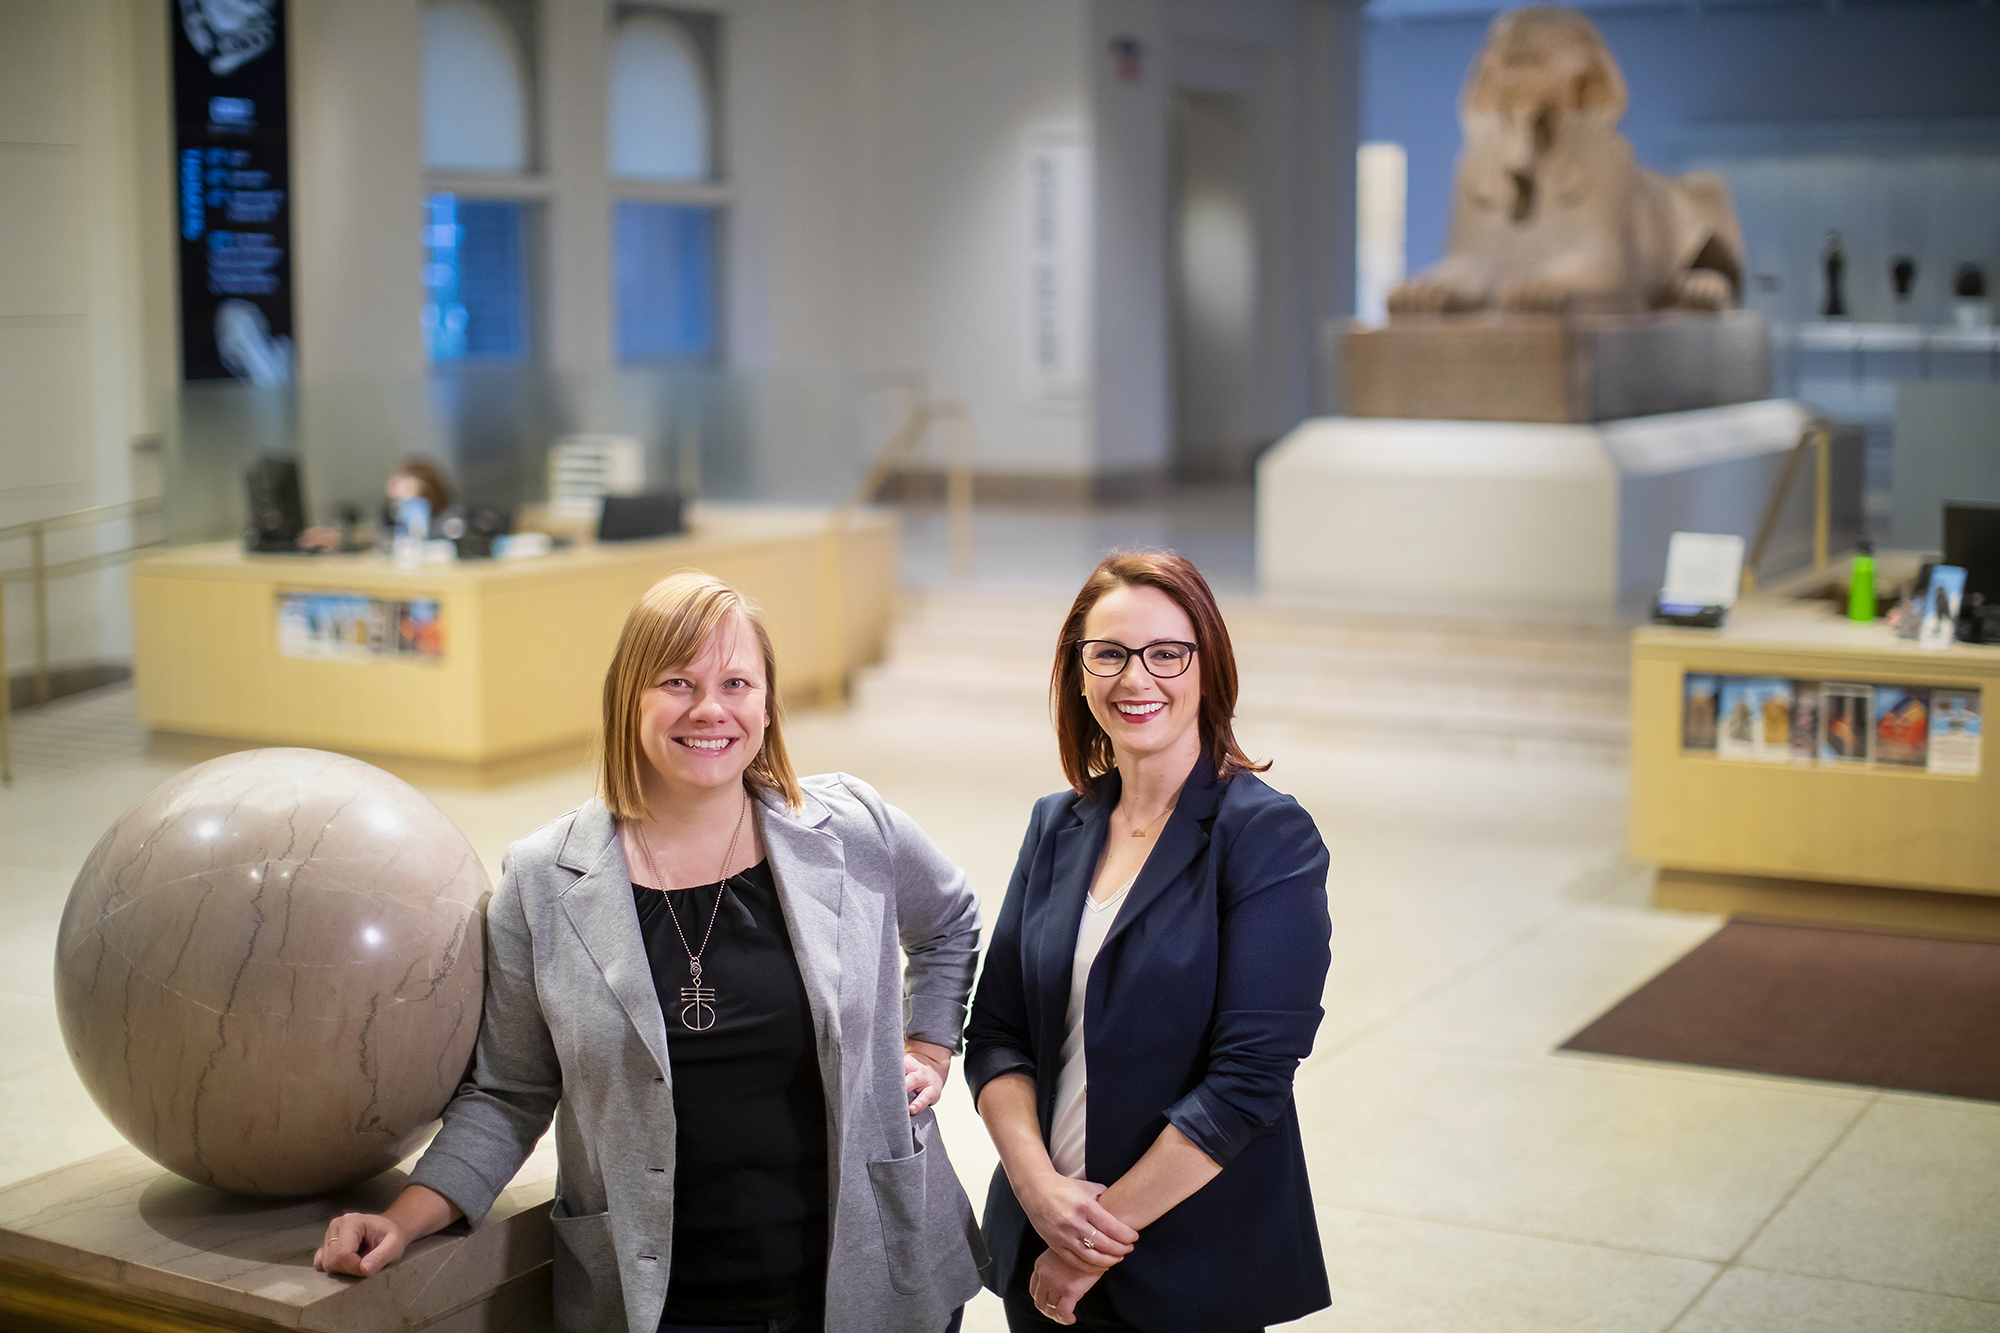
xmin=1170 ymin=89 xmax=1257 ymax=482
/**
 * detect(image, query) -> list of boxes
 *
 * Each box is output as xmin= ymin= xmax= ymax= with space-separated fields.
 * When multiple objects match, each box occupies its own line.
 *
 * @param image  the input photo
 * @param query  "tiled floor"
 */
xmin=4 ymin=571 xmax=1997 ymax=1330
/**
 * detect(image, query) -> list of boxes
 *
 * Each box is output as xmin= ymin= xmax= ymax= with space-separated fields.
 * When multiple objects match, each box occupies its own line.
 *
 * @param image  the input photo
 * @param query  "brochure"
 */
xmin=1873 ymin=686 xmax=1931 ymax=768
xmin=1682 ymin=673 xmax=1720 ymax=751
xmin=276 ymin=593 xmax=443 ymax=661
xmin=1817 ymin=682 xmax=1873 ymax=763
xmin=1919 ymin=565 xmax=1967 ymax=651
xmin=1789 ymin=682 xmax=1818 ymax=764
xmin=393 ymin=600 xmax=445 ymax=657
xmin=1718 ymin=676 xmax=1793 ymax=763
xmin=1929 ymin=690 xmax=1983 ymax=776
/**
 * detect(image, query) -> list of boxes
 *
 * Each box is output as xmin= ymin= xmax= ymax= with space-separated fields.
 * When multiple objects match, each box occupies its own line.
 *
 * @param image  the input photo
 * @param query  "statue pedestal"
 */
xmin=0 ymin=1147 xmax=554 ymax=1332
xmin=1256 ymin=400 xmax=1862 ymax=620
xmin=1342 ymin=311 xmax=1772 ymax=424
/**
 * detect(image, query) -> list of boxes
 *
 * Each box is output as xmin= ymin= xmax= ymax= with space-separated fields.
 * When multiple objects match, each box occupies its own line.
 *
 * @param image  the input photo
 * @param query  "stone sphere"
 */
xmin=55 ymin=749 xmax=489 ymax=1199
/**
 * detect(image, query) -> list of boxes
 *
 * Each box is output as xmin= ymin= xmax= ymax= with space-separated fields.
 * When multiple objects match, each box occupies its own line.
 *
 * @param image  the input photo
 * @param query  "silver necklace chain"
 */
xmin=636 ymin=788 xmax=748 ymax=1031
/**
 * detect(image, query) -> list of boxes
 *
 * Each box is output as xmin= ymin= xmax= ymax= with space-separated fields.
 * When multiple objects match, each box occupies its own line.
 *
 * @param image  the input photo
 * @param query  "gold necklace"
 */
xmin=635 ymin=789 xmax=748 ymax=1032
xmin=1120 ymin=795 xmax=1177 ymax=839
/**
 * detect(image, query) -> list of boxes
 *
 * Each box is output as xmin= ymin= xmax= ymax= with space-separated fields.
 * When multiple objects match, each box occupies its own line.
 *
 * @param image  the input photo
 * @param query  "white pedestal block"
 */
xmin=1256 ymin=400 xmax=1860 ymax=621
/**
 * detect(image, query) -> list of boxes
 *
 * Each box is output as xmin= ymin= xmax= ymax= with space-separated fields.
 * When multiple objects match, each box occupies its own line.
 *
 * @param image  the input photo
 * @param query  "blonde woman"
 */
xmin=315 ymin=572 xmax=987 ymax=1333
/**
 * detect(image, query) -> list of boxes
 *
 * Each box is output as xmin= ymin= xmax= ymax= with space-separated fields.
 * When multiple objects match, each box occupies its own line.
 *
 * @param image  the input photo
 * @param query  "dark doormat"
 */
xmin=1559 ymin=918 xmax=2000 ymax=1103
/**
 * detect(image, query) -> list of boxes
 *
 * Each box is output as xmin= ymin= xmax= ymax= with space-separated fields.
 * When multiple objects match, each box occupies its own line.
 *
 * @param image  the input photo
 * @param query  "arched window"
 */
xmin=608 ymin=13 xmax=711 ymax=180
xmin=423 ymin=0 xmax=529 ymax=172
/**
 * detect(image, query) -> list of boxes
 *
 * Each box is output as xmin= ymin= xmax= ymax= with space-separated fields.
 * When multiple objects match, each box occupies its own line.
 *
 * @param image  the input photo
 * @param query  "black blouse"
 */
xmin=631 ymin=860 xmax=830 ymax=1322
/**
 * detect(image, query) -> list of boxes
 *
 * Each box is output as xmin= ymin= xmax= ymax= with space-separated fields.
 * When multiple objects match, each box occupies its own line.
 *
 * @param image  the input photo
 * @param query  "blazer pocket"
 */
xmin=549 ymin=1203 xmax=624 ymax=1333
xmin=866 ymin=1134 xmax=933 ymax=1295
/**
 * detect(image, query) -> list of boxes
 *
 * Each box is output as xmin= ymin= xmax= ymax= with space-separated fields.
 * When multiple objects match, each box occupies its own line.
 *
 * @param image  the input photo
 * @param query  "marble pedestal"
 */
xmin=0 ymin=1147 xmax=554 ymax=1333
xmin=1256 ymin=400 xmax=1863 ymax=621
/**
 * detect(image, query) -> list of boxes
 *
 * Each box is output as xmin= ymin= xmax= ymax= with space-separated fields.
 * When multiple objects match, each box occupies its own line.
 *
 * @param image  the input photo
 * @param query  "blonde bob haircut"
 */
xmin=600 ymin=571 xmax=803 ymax=821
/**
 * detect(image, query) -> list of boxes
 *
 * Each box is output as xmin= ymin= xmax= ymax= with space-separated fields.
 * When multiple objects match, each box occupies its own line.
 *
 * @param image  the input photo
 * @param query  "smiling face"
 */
xmin=1079 ymin=583 xmax=1203 ymax=770
xmin=635 ymin=612 xmax=769 ymax=804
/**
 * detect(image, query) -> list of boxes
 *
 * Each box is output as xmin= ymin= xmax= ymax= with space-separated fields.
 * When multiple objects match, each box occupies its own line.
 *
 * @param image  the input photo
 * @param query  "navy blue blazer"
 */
xmin=963 ymin=761 xmax=1332 ymax=1333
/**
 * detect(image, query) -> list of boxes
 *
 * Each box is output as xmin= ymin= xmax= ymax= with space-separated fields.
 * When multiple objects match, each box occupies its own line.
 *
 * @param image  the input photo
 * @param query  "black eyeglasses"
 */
xmin=1075 ymin=639 xmax=1198 ymax=678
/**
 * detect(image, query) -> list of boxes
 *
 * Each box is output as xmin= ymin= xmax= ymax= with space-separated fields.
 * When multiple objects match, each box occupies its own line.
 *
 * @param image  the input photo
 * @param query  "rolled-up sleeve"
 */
xmin=1164 ymin=798 xmax=1330 ymax=1168
xmin=409 ymin=851 xmax=562 ymax=1221
xmin=962 ymin=801 xmax=1046 ymax=1104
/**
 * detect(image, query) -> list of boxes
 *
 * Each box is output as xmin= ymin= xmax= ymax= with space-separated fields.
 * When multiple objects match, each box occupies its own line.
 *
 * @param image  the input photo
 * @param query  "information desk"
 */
xmin=1631 ymin=591 xmax=2000 ymax=938
xmin=131 ymin=506 xmax=898 ymax=784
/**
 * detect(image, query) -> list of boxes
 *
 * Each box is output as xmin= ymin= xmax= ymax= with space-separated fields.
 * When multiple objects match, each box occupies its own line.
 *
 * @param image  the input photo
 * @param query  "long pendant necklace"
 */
xmin=636 ymin=790 xmax=748 ymax=1032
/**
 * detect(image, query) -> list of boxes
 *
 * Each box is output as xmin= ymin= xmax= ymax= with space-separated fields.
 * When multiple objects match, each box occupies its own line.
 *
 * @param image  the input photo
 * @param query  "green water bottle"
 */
xmin=1848 ymin=540 xmax=1876 ymax=622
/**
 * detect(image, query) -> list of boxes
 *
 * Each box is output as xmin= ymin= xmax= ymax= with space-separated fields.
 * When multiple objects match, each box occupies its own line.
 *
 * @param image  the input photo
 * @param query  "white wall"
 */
xmin=0 ymin=0 xmax=171 ymax=675
xmin=867 ymin=0 xmax=1095 ymax=479
xmin=291 ymin=0 xmax=427 ymax=379
xmin=1090 ymin=0 xmax=1361 ymax=481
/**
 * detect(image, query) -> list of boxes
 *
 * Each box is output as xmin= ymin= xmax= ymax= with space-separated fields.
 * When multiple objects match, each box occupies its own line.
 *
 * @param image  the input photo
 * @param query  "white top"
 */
xmin=1048 ymin=877 xmax=1133 ymax=1180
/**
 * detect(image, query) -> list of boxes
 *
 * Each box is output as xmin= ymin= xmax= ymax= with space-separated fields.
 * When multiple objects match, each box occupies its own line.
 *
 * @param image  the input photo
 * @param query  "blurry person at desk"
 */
xmin=298 ymin=458 xmax=509 ymax=557
xmin=297 ymin=457 xmax=449 ymax=553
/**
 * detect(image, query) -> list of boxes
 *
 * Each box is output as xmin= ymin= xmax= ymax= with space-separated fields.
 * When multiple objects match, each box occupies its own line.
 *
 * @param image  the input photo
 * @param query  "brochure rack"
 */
xmin=1630 ymin=589 xmax=2000 ymax=937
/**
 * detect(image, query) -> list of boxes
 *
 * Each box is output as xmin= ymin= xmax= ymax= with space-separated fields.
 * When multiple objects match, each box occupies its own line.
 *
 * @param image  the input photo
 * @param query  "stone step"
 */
xmin=856 ymin=590 xmax=1634 ymax=761
xmin=853 ymin=658 xmax=1628 ymax=717
xmin=850 ymin=664 xmax=1632 ymax=734
xmin=886 ymin=598 xmax=1632 ymax=671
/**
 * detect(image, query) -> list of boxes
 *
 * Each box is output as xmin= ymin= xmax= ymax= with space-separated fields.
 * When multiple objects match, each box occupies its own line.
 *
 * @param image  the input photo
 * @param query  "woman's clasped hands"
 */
xmin=1020 ymin=1170 xmax=1138 ymax=1325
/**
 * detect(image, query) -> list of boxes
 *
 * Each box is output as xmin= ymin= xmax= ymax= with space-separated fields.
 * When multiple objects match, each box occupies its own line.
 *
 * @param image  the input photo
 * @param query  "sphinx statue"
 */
xmin=1389 ymin=6 xmax=1745 ymax=316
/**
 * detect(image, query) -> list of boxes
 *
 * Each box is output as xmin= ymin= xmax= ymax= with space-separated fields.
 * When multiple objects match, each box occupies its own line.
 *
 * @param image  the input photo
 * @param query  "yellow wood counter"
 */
xmin=131 ymin=505 xmax=898 ymax=780
xmin=1631 ymin=594 xmax=2000 ymax=932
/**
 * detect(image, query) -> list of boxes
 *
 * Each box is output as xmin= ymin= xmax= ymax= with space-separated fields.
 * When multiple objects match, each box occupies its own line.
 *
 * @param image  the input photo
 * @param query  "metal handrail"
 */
xmin=0 ymin=497 xmax=160 ymax=543
xmin=1741 ymin=419 xmax=1834 ymax=598
xmin=841 ymin=381 xmax=974 ymax=580
xmin=805 ymin=380 xmax=976 ymax=706
xmin=0 ymin=496 xmax=164 ymax=785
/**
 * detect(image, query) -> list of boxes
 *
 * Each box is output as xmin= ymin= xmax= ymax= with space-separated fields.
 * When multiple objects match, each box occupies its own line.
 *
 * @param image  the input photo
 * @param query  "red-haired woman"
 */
xmin=964 ymin=552 xmax=1332 ymax=1332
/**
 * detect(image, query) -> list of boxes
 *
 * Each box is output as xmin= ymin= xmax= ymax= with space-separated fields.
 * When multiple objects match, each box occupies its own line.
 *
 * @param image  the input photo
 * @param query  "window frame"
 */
xmin=608 ymin=3 xmax=730 ymax=365
xmin=420 ymin=0 xmax=546 ymax=369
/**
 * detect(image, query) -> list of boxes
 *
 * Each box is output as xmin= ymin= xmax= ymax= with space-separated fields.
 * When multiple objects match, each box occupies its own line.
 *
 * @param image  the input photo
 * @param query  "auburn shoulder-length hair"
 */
xmin=1052 ymin=550 xmax=1268 ymax=800
xmin=600 ymin=571 xmax=803 ymax=821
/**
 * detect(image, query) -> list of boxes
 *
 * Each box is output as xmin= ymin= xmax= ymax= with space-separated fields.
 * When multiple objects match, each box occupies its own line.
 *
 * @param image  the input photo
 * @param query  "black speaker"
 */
xmin=244 ymin=457 xmax=305 ymax=552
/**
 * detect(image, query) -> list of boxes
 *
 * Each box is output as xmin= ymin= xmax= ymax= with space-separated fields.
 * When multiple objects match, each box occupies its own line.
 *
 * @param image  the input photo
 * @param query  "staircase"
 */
xmin=849 ymin=591 xmax=1632 ymax=765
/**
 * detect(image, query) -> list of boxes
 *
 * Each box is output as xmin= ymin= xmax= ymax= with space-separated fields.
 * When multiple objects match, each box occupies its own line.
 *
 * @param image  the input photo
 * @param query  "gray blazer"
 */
xmin=410 ymin=774 xmax=990 ymax=1333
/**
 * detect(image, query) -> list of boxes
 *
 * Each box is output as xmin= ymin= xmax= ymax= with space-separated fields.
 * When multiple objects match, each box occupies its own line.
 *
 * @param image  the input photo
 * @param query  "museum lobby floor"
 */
xmin=2 ymin=563 xmax=1997 ymax=1329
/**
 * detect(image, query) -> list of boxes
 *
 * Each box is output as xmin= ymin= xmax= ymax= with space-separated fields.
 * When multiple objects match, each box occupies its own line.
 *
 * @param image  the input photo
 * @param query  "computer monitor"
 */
xmin=597 ymin=491 xmax=685 ymax=542
xmin=1943 ymin=501 xmax=2000 ymax=604
xmin=244 ymin=457 xmax=305 ymax=552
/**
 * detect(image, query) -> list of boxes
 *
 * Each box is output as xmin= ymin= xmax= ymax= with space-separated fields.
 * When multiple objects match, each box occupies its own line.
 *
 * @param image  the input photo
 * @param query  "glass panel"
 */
xmin=424 ymin=194 xmax=531 ymax=363
xmin=158 ymin=366 xmax=875 ymax=547
xmin=608 ymin=13 xmax=709 ymax=181
xmin=614 ymin=201 xmax=717 ymax=363
xmin=423 ymin=0 xmax=528 ymax=171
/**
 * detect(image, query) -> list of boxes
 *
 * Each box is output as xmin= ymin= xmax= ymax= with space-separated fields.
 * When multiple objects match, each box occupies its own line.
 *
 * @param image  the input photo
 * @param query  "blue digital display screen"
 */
xmin=173 ymin=0 xmax=293 ymax=384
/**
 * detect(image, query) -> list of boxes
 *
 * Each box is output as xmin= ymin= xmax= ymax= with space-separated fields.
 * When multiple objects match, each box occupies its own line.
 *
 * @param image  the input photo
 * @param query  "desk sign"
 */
xmin=174 ymin=0 xmax=296 ymax=384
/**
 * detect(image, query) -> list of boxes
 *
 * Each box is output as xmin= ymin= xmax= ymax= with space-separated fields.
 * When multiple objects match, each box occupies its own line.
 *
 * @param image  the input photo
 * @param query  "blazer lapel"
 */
xmin=1038 ymin=789 xmax=1109 ymax=1045
xmin=1103 ymin=761 xmax=1222 ymax=951
xmin=757 ymin=788 xmax=846 ymax=1061
xmin=556 ymin=802 xmax=671 ymax=1081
